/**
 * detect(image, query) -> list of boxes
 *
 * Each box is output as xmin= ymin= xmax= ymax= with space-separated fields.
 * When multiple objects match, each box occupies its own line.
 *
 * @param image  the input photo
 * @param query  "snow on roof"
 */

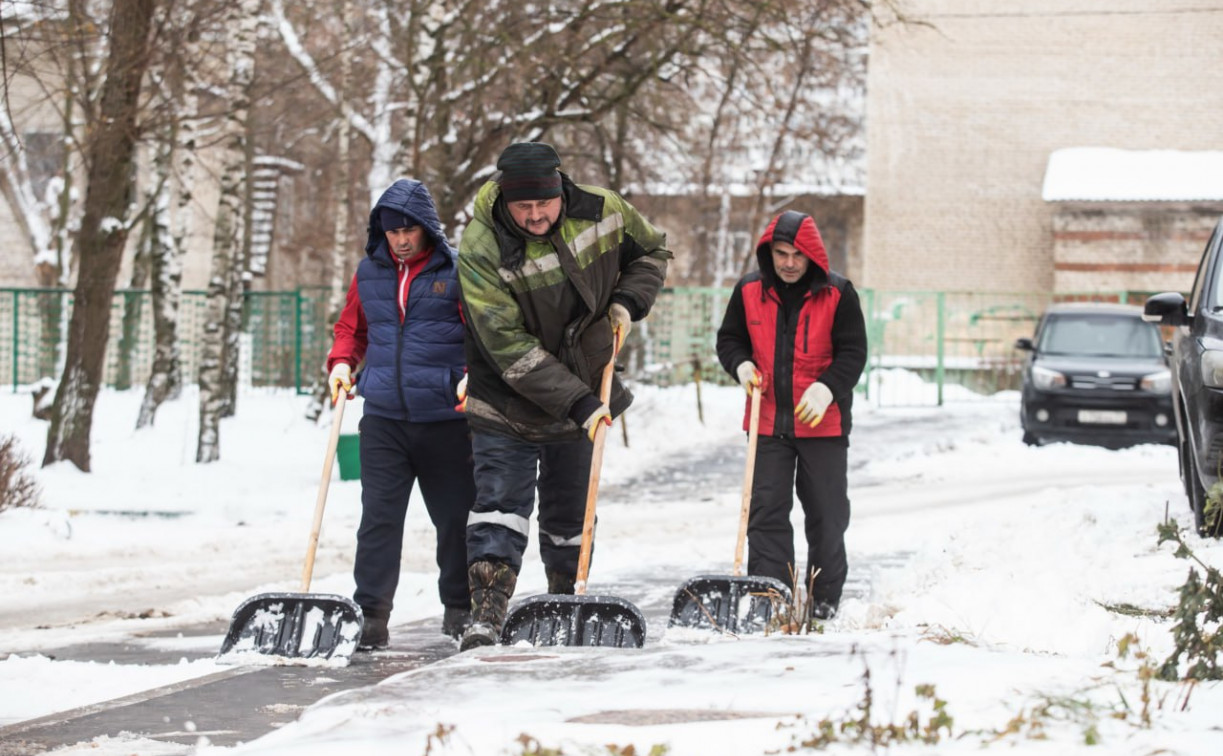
xmin=1042 ymin=147 xmax=1223 ymax=202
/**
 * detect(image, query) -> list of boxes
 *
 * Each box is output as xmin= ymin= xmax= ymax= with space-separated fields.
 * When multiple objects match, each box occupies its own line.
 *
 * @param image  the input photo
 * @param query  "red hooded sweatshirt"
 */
xmin=715 ymin=210 xmax=868 ymax=438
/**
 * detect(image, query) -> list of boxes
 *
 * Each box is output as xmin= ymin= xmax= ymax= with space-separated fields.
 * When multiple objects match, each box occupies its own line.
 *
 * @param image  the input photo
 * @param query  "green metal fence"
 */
xmin=1 ymin=286 xmax=1160 ymax=405
xmin=2 ymin=287 xmax=333 ymax=394
xmin=860 ymin=289 xmax=1155 ymax=406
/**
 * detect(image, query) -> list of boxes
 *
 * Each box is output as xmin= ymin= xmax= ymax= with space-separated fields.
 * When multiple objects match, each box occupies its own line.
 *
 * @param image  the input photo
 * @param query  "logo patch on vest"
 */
xmin=432 ymin=281 xmax=448 ymax=295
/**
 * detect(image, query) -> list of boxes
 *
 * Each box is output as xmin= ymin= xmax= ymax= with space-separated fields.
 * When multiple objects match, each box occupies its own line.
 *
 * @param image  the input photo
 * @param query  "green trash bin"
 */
xmin=336 ymin=433 xmax=361 ymax=481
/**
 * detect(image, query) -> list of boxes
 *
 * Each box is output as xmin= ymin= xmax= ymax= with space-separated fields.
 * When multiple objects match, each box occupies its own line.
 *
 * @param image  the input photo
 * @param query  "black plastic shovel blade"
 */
xmin=499 ymin=594 xmax=647 ymax=648
xmin=217 ymin=592 xmax=364 ymax=662
xmin=668 ymin=575 xmax=792 ymax=634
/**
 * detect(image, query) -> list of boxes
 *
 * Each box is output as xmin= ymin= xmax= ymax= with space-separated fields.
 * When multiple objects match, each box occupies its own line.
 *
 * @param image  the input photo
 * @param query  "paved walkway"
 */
xmin=1 ymin=407 xmax=970 ymax=753
xmin=0 ymin=619 xmax=459 ymax=753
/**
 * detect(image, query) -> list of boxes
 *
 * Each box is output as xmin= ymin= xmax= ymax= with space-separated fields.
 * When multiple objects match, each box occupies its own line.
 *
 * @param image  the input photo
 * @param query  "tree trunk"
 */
xmin=137 ymin=26 xmax=195 ymax=429
xmin=115 ymin=229 xmax=152 ymax=391
xmin=305 ymin=0 xmax=354 ymax=423
xmin=43 ymin=0 xmax=156 ymax=471
xmin=196 ymin=0 xmax=260 ymax=463
xmin=220 ymin=106 xmax=258 ymax=419
xmin=136 ymin=133 xmax=182 ymax=429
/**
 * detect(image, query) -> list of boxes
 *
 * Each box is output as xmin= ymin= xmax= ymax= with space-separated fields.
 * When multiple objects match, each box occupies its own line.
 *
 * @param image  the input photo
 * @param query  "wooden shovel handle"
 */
xmin=732 ymin=385 xmax=761 ymax=577
xmin=301 ymin=391 xmax=347 ymax=591
xmin=575 ymin=348 xmax=618 ymax=595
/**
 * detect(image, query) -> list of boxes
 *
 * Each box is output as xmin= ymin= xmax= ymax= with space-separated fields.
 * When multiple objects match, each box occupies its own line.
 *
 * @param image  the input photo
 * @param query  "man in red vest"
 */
xmin=716 ymin=210 xmax=867 ymax=623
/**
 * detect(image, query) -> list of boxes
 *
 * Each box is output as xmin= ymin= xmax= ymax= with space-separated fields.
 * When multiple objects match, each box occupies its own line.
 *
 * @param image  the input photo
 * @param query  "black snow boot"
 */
xmin=546 ymin=569 xmax=576 ymax=595
xmin=459 ymin=560 xmax=517 ymax=651
xmin=357 ymin=614 xmax=389 ymax=651
xmin=808 ymin=599 xmax=838 ymax=628
xmin=442 ymin=606 xmax=472 ymax=640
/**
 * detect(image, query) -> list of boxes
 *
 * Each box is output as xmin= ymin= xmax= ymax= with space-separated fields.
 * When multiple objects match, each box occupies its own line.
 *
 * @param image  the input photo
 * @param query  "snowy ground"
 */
xmin=1 ymin=372 xmax=1221 ymax=755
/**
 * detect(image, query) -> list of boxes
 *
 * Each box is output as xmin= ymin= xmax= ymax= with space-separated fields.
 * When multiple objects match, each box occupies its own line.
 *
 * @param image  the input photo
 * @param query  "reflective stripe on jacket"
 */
xmin=458 ymin=173 xmax=670 ymax=442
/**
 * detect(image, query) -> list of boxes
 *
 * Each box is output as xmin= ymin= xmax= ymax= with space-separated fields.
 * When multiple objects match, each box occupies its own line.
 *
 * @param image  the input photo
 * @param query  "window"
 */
xmin=1038 ymin=314 xmax=1162 ymax=358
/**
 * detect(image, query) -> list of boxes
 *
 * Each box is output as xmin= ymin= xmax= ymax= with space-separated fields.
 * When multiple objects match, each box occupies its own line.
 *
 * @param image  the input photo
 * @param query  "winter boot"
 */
xmin=357 ymin=614 xmax=389 ymax=651
xmin=459 ymin=560 xmax=517 ymax=652
xmin=546 ymin=568 xmax=576 ymax=595
xmin=442 ymin=605 xmax=472 ymax=640
xmin=808 ymin=599 xmax=838 ymax=630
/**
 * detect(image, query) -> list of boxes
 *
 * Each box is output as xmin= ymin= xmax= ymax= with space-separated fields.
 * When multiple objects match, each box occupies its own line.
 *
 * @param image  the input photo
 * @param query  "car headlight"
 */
xmin=1031 ymin=365 xmax=1066 ymax=390
xmin=1140 ymin=369 xmax=1171 ymax=394
xmin=1202 ymin=351 xmax=1223 ymax=388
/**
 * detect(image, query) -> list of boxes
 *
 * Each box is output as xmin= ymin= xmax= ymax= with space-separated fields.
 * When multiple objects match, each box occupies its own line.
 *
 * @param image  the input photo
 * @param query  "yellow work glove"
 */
xmin=735 ymin=360 xmax=762 ymax=395
xmin=580 ymin=403 xmax=613 ymax=441
xmin=328 ymin=363 xmax=353 ymax=405
xmin=794 ymin=381 xmax=833 ymax=428
xmin=455 ymin=373 xmax=468 ymax=412
xmin=608 ymin=302 xmax=632 ymax=351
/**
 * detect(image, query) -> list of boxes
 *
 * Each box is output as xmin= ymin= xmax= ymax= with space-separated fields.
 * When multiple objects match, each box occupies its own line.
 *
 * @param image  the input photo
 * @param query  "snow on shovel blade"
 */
xmin=668 ymin=575 xmax=792 ymax=634
xmin=500 ymin=594 xmax=647 ymax=648
xmin=217 ymin=592 xmax=364 ymax=662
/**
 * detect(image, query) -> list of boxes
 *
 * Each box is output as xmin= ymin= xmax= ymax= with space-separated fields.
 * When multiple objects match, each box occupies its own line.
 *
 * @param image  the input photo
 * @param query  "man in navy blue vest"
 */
xmin=327 ymin=179 xmax=475 ymax=650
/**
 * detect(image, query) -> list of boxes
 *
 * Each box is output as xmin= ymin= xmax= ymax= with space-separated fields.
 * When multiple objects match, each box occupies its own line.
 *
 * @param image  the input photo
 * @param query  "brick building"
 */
xmin=633 ymin=192 xmax=864 ymax=288
xmin=1043 ymin=148 xmax=1223 ymax=295
xmin=862 ymin=0 xmax=1223 ymax=295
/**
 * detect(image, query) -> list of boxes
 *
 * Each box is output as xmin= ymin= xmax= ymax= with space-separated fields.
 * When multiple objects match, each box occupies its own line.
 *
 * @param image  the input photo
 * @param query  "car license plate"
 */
xmin=1078 ymin=409 xmax=1127 ymax=425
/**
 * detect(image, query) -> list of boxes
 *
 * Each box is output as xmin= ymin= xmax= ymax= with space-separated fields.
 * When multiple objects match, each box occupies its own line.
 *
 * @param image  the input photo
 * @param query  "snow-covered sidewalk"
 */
xmin=2 ymin=381 xmax=1221 ymax=754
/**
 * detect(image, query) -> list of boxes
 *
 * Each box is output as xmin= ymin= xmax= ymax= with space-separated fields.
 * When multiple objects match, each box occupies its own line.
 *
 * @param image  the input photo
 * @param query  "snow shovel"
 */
xmin=499 ymin=351 xmax=647 ymax=648
xmin=218 ymin=392 xmax=364 ymax=662
xmin=668 ymin=384 xmax=792 ymax=634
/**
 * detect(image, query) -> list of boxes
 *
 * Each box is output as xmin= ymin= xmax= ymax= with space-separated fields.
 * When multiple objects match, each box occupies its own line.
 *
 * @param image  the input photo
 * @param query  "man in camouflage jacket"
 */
xmin=455 ymin=141 xmax=670 ymax=650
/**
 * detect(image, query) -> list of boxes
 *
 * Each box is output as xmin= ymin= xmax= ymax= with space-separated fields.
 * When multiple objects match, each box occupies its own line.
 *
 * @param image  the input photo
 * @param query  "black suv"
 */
xmin=1144 ymin=217 xmax=1223 ymax=536
xmin=1016 ymin=303 xmax=1175 ymax=450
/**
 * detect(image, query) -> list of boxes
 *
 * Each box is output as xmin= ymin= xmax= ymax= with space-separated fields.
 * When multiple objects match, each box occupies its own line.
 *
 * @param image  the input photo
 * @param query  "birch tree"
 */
xmin=303 ymin=0 xmax=357 ymax=423
xmin=272 ymin=0 xmax=721 ymax=227
xmin=135 ymin=130 xmax=182 ymax=427
xmin=43 ymin=0 xmax=158 ymax=471
xmin=197 ymin=0 xmax=261 ymax=463
xmin=138 ymin=3 xmax=209 ymax=429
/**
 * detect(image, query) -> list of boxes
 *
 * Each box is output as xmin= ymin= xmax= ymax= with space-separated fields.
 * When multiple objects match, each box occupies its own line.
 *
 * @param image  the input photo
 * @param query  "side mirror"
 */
xmin=1014 ymin=337 xmax=1034 ymax=351
xmin=1144 ymin=292 xmax=1190 ymax=327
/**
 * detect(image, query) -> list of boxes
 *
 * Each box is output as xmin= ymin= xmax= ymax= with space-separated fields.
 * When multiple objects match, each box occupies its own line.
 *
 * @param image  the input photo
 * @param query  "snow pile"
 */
xmin=1 ymin=378 xmax=1221 ymax=755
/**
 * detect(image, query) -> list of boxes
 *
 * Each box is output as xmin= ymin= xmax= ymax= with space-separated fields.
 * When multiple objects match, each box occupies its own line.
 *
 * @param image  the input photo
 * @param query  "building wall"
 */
xmin=1051 ymin=203 xmax=1223 ymax=294
xmin=1 ymin=68 xmax=62 ymax=289
xmin=635 ymin=193 xmax=865 ymax=289
xmin=863 ymin=0 xmax=1223 ymax=294
xmin=0 ymin=203 xmax=39 ymax=288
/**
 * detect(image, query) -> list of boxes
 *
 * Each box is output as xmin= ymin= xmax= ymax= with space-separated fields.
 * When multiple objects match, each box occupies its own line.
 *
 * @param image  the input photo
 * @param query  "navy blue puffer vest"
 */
xmin=355 ymin=250 xmax=465 ymax=422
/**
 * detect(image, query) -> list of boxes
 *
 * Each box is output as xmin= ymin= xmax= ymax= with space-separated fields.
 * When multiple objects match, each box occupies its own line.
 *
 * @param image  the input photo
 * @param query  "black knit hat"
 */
xmin=378 ymin=207 xmax=415 ymax=232
xmin=497 ymin=142 xmax=562 ymax=202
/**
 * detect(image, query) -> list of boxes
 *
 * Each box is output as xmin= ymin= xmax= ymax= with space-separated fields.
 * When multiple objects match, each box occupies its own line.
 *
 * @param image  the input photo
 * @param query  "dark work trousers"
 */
xmin=465 ymin=431 xmax=593 ymax=576
xmin=353 ymin=414 xmax=475 ymax=620
xmin=748 ymin=435 xmax=850 ymax=605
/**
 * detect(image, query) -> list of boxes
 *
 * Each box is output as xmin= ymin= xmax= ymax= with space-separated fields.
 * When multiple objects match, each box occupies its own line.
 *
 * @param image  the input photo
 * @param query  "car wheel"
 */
xmin=1022 ymin=432 xmax=1040 ymax=447
xmin=1184 ymin=445 xmax=1209 ymax=536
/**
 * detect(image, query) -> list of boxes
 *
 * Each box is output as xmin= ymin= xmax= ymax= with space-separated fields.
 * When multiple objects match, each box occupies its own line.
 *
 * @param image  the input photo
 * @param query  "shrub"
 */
xmin=1156 ymin=518 xmax=1223 ymax=683
xmin=0 ymin=434 xmax=41 ymax=512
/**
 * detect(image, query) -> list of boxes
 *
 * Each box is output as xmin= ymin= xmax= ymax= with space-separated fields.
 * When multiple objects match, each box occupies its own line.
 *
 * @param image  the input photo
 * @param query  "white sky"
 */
xmin=1 ymin=377 xmax=1221 ymax=755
